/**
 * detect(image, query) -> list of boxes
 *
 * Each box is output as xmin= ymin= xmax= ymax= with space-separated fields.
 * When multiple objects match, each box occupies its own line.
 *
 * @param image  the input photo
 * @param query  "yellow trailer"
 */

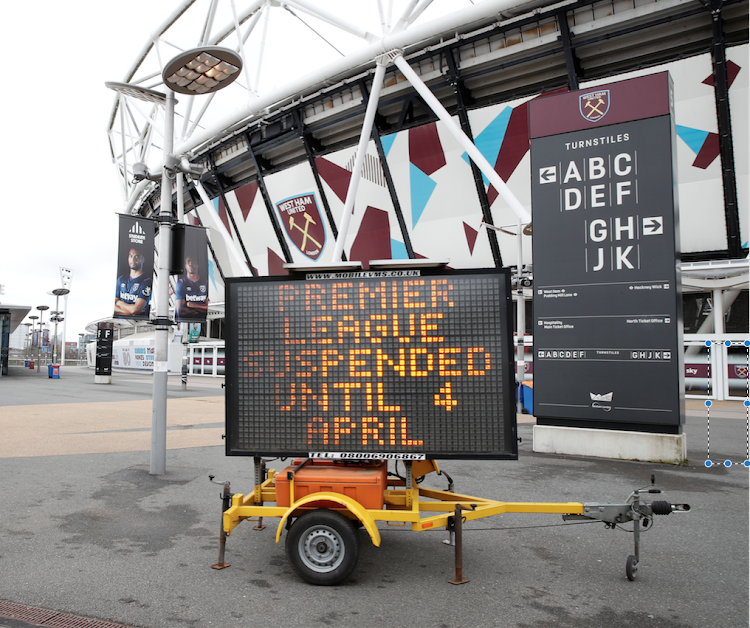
xmin=210 ymin=458 xmax=689 ymax=585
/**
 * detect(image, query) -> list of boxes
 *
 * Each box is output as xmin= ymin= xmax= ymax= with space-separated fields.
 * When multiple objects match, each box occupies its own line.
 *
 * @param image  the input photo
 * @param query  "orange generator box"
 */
xmin=275 ymin=460 xmax=388 ymax=510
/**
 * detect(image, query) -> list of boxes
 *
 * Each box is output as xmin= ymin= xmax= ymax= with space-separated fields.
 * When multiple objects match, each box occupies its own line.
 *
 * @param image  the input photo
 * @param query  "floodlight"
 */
xmin=162 ymin=47 xmax=242 ymax=95
xmin=105 ymin=82 xmax=168 ymax=105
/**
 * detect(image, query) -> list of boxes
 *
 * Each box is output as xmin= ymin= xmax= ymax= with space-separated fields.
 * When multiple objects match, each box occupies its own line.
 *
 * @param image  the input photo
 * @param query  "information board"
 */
xmin=225 ymin=268 xmax=517 ymax=459
xmin=529 ymin=72 xmax=684 ymax=432
xmin=95 ymin=322 xmax=114 ymax=377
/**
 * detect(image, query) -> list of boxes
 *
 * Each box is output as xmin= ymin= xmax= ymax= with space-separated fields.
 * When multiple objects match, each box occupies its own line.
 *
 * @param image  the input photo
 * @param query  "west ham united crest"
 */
xmin=579 ymin=90 xmax=610 ymax=122
xmin=276 ymin=193 xmax=326 ymax=260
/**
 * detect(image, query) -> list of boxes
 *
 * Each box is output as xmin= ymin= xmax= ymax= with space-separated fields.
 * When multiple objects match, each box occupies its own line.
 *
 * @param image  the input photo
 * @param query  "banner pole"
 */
xmin=151 ymin=89 xmax=175 ymax=476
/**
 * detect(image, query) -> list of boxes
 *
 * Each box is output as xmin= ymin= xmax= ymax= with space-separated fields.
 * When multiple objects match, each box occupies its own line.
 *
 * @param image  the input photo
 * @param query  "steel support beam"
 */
xmin=209 ymin=156 xmax=258 ymax=277
xmin=706 ymin=1 xmax=741 ymax=258
xmin=360 ymin=77 xmax=415 ymax=260
xmin=559 ymin=11 xmax=581 ymax=91
xmin=245 ymin=139 xmax=293 ymax=264
xmin=445 ymin=50 xmax=503 ymax=268
xmin=294 ymin=109 xmax=347 ymax=261
xmin=392 ymin=54 xmax=531 ymax=225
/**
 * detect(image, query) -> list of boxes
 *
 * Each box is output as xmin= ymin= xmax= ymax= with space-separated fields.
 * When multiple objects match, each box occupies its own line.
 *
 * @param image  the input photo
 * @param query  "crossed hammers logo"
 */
xmin=584 ymin=98 xmax=606 ymax=119
xmin=289 ymin=213 xmax=322 ymax=250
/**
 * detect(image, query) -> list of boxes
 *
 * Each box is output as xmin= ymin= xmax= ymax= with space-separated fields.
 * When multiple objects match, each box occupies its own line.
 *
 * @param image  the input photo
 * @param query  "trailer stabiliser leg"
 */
xmin=448 ymin=504 xmax=476 ymax=585
xmin=253 ymin=457 xmax=266 ymax=530
xmin=209 ymin=475 xmax=233 ymax=570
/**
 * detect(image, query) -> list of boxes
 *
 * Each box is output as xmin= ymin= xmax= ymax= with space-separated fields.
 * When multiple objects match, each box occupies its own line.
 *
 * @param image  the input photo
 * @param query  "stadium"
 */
xmin=96 ymin=0 xmax=748 ymax=400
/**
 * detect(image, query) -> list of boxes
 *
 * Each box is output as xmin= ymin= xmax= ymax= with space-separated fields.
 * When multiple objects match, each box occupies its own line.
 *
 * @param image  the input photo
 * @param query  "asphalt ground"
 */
xmin=0 ymin=365 xmax=747 ymax=628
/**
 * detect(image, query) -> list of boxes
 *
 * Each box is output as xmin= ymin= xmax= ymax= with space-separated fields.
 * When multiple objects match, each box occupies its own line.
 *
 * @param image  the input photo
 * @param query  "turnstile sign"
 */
xmin=529 ymin=73 xmax=684 ymax=431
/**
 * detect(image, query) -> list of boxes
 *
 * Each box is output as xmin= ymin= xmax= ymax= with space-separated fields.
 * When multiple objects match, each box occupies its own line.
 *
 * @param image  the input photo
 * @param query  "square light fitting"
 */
xmin=105 ymin=81 xmax=168 ymax=105
xmin=162 ymin=46 xmax=243 ymax=95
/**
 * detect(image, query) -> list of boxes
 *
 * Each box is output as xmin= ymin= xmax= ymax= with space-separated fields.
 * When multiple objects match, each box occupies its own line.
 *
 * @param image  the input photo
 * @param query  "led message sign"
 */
xmin=225 ymin=269 xmax=517 ymax=459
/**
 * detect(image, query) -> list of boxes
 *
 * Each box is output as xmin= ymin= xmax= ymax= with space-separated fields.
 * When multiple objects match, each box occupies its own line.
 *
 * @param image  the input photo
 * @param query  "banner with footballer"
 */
xmin=174 ymin=225 xmax=209 ymax=323
xmin=114 ymin=215 xmax=155 ymax=320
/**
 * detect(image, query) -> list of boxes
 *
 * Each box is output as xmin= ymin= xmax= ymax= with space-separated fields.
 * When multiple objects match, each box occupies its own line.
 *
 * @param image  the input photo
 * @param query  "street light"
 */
xmin=50 ymin=288 xmax=70 ymax=366
xmin=106 ymin=46 xmax=242 ymax=476
xmin=27 ymin=317 xmax=38 ymax=364
xmin=50 ymin=311 xmax=64 ymax=364
xmin=36 ymin=305 xmax=49 ymax=373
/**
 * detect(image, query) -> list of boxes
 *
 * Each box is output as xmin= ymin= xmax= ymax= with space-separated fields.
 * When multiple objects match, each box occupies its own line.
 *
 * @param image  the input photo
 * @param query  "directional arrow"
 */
xmin=539 ymin=166 xmax=556 ymax=184
xmin=642 ymin=216 xmax=664 ymax=235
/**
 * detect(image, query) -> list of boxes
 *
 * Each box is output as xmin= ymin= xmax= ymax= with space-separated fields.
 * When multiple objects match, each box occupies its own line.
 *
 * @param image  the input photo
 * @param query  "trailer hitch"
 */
xmin=562 ymin=476 xmax=690 ymax=580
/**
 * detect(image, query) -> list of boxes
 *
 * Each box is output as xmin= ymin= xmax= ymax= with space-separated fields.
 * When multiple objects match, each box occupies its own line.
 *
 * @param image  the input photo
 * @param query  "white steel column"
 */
xmin=193 ymin=180 xmax=251 ymax=273
xmin=331 ymin=60 xmax=388 ymax=262
xmin=392 ymin=54 xmax=531 ymax=225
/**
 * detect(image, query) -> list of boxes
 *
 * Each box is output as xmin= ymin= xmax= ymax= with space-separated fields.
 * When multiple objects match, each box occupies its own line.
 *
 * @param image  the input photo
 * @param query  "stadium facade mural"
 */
xmin=188 ymin=46 xmax=746 ymax=303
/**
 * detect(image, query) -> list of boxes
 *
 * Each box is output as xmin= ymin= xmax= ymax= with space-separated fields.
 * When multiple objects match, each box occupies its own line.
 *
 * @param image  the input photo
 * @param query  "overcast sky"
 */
xmin=0 ymin=0 xmax=470 ymax=343
xmin=1 ymin=1 xmax=167 ymax=339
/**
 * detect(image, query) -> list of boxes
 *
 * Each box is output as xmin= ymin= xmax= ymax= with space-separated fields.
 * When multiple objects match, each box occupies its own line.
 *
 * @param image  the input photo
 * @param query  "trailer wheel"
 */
xmin=286 ymin=509 xmax=359 ymax=585
xmin=626 ymin=555 xmax=638 ymax=581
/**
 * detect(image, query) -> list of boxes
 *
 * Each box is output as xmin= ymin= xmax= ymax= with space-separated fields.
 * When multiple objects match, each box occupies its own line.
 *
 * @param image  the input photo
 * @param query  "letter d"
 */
xmin=565 ymin=188 xmax=582 ymax=210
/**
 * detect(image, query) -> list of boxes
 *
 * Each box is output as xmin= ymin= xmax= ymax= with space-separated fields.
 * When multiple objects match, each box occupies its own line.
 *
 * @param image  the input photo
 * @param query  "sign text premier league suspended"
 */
xmin=225 ymin=269 xmax=516 ymax=460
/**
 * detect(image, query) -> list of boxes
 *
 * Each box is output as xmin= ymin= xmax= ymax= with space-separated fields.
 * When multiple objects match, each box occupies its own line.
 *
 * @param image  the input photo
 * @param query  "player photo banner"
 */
xmin=174 ymin=225 xmax=209 ymax=323
xmin=114 ymin=215 xmax=155 ymax=321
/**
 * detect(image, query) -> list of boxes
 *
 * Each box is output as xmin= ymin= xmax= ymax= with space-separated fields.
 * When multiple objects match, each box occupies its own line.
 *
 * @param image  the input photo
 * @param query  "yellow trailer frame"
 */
xmin=210 ymin=459 xmax=687 ymax=585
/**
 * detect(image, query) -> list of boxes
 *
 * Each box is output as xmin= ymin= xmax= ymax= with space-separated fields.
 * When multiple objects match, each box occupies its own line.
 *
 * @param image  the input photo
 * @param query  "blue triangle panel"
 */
xmin=462 ymin=106 xmax=513 ymax=186
xmin=676 ymin=125 xmax=709 ymax=155
xmin=410 ymin=163 xmax=437 ymax=229
xmin=381 ymin=133 xmax=397 ymax=157
xmin=208 ymin=259 xmax=217 ymax=289
xmin=391 ymin=239 xmax=408 ymax=260
xmin=212 ymin=197 xmax=220 ymax=212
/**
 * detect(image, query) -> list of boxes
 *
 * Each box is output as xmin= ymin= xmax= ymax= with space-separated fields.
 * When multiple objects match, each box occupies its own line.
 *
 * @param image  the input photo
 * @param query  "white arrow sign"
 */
xmin=642 ymin=217 xmax=663 ymax=235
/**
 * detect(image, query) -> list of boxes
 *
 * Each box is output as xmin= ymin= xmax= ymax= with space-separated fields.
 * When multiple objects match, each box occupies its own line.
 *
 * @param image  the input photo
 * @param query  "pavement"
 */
xmin=0 ymin=365 xmax=747 ymax=628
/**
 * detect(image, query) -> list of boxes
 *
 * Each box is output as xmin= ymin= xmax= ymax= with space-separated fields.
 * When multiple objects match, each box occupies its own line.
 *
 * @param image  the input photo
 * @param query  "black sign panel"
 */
xmin=225 ymin=269 xmax=517 ymax=459
xmin=95 ymin=322 xmax=114 ymax=376
xmin=530 ymin=73 xmax=684 ymax=430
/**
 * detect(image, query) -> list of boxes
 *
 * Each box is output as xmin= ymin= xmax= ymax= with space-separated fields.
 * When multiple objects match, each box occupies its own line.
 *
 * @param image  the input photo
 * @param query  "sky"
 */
xmin=1 ymin=1 xmax=167 ymax=340
xmin=0 ymin=0 xmax=472 ymax=344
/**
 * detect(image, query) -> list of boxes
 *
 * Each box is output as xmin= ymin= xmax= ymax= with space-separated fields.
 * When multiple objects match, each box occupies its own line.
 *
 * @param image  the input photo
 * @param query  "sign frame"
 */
xmin=529 ymin=72 xmax=685 ymax=433
xmin=224 ymin=267 xmax=517 ymax=460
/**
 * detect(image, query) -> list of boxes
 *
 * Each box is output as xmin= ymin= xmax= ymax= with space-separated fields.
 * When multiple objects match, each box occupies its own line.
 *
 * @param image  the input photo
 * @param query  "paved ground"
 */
xmin=0 ymin=365 xmax=747 ymax=628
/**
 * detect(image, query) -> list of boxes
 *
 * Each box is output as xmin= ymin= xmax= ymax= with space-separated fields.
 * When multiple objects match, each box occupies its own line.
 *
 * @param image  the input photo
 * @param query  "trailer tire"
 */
xmin=286 ymin=509 xmax=359 ymax=585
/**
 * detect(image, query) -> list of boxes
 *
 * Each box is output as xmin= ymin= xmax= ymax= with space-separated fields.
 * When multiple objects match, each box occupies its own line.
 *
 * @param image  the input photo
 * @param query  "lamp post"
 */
xmin=27 ymin=317 xmax=38 ymax=363
xmin=22 ymin=323 xmax=31 ymax=360
xmin=50 ymin=288 xmax=70 ymax=366
xmin=59 ymin=267 xmax=73 ymax=365
xmin=36 ymin=305 xmax=49 ymax=373
xmin=79 ymin=333 xmax=85 ymax=365
xmin=50 ymin=312 xmax=64 ymax=365
xmin=106 ymin=46 xmax=242 ymax=476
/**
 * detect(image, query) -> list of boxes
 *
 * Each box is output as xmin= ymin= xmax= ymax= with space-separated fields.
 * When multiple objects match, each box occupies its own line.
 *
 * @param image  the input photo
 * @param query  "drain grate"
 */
xmin=0 ymin=601 xmax=135 ymax=628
